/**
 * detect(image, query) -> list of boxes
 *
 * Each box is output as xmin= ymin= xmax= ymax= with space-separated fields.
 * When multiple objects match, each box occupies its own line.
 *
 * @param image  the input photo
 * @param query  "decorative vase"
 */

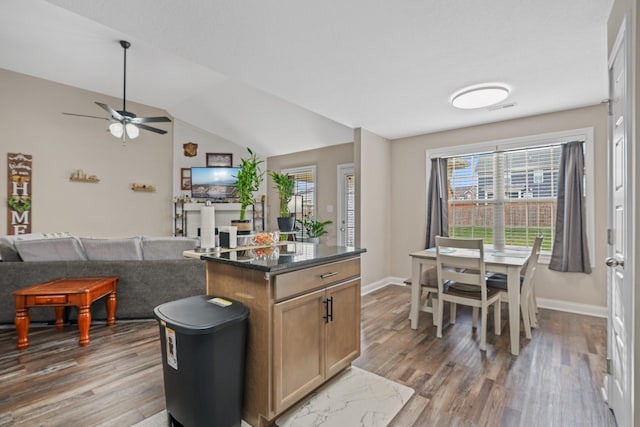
xmin=277 ymin=216 xmax=295 ymax=232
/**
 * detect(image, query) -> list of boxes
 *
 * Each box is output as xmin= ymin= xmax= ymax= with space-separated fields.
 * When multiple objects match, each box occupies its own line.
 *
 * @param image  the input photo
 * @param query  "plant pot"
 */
xmin=306 ymin=237 xmax=320 ymax=244
xmin=277 ymin=216 xmax=295 ymax=232
xmin=231 ymin=219 xmax=253 ymax=235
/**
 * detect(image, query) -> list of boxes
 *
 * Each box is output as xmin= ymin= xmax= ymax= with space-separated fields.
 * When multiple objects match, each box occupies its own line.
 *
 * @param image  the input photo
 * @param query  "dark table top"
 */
xmin=200 ymin=242 xmax=366 ymax=273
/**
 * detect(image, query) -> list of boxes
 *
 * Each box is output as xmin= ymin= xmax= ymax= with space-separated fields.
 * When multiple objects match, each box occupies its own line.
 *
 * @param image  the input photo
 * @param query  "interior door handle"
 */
xmin=605 ymin=257 xmax=624 ymax=268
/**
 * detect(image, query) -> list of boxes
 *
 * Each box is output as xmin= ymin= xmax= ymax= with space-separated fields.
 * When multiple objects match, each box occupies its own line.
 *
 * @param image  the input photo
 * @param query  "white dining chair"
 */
xmin=435 ymin=237 xmax=501 ymax=351
xmin=486 ymin=235 xmax=544 ymax=339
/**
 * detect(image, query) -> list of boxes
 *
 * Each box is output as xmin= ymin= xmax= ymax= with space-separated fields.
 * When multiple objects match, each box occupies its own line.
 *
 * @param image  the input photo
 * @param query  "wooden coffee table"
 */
xmin=13 ymin=276 xmax=118 ymax=350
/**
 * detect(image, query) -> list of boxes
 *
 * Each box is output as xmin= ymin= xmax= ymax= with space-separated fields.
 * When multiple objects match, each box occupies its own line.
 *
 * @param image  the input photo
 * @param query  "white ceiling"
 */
xmin=1 ymin=0 xmax=613 ymax=157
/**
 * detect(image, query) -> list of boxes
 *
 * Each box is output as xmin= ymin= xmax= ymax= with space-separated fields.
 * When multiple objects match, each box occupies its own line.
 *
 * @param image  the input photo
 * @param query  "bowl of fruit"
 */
xmin=252 ymin=231 xmax=280 ymax=246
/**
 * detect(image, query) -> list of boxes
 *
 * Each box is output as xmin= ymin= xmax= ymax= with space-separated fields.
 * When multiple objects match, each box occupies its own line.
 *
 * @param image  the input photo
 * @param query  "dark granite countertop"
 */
xmin=200 ymin=243 xmax=366 ymax=273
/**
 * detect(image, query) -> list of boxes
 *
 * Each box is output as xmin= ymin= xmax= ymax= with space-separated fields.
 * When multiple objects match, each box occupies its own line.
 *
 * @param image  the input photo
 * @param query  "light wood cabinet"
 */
xmin=204 ymin=250 xmax=362 ymax=427
xmin=272 ymin=278 xmax=360 ymax=414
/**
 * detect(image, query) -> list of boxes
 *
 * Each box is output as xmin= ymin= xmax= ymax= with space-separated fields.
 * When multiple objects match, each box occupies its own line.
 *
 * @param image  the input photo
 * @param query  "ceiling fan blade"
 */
xmin=130 ymin=116 xmax=172 ymax=124
xmin=95 ymin=101 xmax=123 ymax=121
xmin=62 ymin=112 xmax=109 ymax=120
xmin=135 ymin=123 xmax=168 ymax=135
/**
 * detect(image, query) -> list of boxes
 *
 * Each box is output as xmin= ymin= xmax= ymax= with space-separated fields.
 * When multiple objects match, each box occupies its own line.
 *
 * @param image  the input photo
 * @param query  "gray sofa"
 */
xmin=0 ymin=235 xmax=206 ymax=324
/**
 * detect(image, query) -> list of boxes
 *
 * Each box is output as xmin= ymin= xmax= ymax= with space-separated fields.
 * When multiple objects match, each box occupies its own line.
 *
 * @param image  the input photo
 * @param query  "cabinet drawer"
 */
xmin=33 ymin=295 xmax=68 ymax=305
xmin=274 ymin=258 xmax=360 ymax=301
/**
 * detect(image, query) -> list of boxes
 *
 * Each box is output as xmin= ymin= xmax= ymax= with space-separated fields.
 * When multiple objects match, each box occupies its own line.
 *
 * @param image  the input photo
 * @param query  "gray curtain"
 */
xmin=549 ymin=141 xmax=591 ymax=273
xmin=425 ymin=158 xmax=448 ymax=249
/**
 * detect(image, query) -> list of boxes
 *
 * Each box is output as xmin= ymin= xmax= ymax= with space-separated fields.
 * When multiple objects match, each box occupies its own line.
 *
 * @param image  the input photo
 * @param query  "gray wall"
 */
xmin=0 ymin=69 xmax=174 ymax=237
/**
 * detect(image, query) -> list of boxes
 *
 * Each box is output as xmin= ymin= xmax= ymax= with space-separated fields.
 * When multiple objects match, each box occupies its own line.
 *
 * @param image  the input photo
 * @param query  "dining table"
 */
xmin=409 ymin=246 xmax=531 ymax=356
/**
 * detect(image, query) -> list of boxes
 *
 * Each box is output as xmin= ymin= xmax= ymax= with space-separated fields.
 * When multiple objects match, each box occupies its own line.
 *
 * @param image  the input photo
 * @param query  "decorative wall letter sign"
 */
xmin=7 ymin=153 xmax=33 ymax=235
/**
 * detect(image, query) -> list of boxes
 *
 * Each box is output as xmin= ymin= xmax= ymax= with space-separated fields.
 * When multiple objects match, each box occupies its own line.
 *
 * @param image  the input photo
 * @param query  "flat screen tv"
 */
xmin=190 ymin=167 xmax=240 ymax=200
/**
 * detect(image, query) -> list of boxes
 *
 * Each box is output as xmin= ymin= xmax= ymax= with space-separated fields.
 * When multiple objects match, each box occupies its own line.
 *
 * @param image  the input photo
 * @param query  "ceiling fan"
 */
xmin=63 ymin=40 xmax=171 ymax=141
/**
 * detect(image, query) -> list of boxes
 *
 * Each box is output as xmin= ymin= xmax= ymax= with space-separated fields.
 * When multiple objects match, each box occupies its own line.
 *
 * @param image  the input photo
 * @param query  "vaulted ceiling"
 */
xmin=1 ymin=1 xmax=612 ymax=156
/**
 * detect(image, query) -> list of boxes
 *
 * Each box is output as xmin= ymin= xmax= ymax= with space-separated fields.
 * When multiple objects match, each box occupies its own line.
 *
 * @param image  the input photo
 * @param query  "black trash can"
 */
xmin=154 ymin=295 xmax=250 ymax=427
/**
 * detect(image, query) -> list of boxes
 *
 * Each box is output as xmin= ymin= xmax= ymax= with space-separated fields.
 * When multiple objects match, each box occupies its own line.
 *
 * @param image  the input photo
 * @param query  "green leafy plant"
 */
xmin=296 ymin=216 xmax=332 ymax=238
xmin=269 ymin=171 xmax=295 ymax=217
xmin=235 ymin=148 xmax=264 ymax=220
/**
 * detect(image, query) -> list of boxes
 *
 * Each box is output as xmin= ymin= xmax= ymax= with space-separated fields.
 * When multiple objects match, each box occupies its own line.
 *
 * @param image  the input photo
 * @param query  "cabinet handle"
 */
xmin=328 ymin=296 xmax=333 ymax=322
xmin=320 ymin=272 xmax=338 ymax=279
xmin=323 ymin=298 xmax=330 ymax=323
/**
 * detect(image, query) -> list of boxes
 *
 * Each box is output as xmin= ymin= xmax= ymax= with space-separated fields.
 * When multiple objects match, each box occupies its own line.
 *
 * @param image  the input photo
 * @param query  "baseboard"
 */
xmin=361 ymin=277 xmax=406 ymax=295
xmin=361 ymin=281 xmax=608 ymax=319
xmin=536 ymin=297 xmax=607 ymax=318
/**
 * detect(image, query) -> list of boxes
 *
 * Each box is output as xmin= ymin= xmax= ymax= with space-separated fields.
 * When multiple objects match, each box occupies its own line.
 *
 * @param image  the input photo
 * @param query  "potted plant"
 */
xmin=232 ymin=148 xmax=264 ymax=234
xmin=269 ymin=171 xmax=296 ymax=232
xmin=297 ymin=216 xmax=332 ymax=243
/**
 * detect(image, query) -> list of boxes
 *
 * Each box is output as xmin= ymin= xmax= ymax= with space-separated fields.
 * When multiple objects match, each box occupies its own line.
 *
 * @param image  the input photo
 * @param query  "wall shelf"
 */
xmin=70 ymin=177 xmax=100 ymax=183
xmin=132 ymin=185 xmax=156 ymax=192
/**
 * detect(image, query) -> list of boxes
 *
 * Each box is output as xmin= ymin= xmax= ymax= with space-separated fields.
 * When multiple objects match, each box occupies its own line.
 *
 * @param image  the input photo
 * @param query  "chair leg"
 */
xmin=471 ymin=307 xmax=479 ymax=329
xmin=436 ymin=298 xmax=444 ymax=338
xmin=480 ymin=306 xmax=487 ymax=351
xmin=432 ymin=296 xmax=439 ymax=327
xmin=450 ymin=303 xmax=457 ymax=324
xmin=528 ymin=294 xmax=538 ymax=328
xmin=521 ymin=296 xmax=532 ymax=339
xmin=494 ymin=301 xmax=501 ymax=336
xmin=531 ymin=286 xmax=539 ymax=313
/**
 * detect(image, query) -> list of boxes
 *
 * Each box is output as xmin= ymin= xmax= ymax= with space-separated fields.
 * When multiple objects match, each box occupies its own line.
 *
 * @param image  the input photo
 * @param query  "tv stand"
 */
xmin=173 ymin=200 xmax=264 ymax=237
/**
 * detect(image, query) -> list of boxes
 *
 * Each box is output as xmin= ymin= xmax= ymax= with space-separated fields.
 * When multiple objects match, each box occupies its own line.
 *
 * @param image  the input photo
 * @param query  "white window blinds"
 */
xmin=447 ymin=144 xmax=562 ymax=251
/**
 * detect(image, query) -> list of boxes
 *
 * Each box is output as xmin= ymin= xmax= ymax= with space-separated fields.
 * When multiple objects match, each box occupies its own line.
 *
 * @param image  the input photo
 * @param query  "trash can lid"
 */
xmin=154 ymin=295 xmax=249 ymax=335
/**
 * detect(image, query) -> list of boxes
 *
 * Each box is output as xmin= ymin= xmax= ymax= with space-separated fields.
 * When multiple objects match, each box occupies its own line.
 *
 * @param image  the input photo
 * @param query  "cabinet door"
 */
xmin=273 ymin=288 xmax=326 ymax=413
xmin=325 ymin=278 xmax=361 ymax=378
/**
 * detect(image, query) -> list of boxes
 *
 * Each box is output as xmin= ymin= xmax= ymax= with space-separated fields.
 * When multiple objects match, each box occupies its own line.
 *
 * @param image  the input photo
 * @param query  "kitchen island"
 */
xmin=194 ymin=243 xmax=366 ymax=427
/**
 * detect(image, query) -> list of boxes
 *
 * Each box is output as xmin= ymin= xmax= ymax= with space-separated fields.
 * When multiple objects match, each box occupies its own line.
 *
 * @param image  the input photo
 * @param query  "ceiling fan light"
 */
xmin=451 ymin=84 xmax=510 ymax=109
xmin=109 ymin=122 xmax=124 ymax=138
xmin=125 ymin=124 xmax=139 ymax=139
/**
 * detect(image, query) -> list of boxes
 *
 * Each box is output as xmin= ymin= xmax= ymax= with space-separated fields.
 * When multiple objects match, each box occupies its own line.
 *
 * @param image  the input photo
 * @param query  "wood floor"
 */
xmin=0 ymin=284 xmax=616 ymax=427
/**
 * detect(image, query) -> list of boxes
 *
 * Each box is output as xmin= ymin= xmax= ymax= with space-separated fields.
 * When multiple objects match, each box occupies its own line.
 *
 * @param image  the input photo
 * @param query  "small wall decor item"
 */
xmin=180 ymin=168 xmax=191 ymax=190
xmin=7 ymin=153 xmax=33 ymax=235
xmin=131 ymin=183 xmax=156 ymax=192
xmin=183 ymin=142 xmax=198 ymax=157
xmin=206 ymin=153 xmax=233 ymax=167
xmin=69 ymin=169 xmax=100 ymax=182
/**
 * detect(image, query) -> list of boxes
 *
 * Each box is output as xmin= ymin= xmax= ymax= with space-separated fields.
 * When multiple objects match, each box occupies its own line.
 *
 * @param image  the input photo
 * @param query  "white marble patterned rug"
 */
xmin=134 ymin=367 xmax=413 ymax=427
xmin=275 ymin=366 xmax=414 ymax=427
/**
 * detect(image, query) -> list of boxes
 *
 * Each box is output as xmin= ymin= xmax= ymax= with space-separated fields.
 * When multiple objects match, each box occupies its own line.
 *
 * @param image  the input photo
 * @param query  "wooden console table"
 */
xmin=12 ymin=276 xmax=118 ymax=350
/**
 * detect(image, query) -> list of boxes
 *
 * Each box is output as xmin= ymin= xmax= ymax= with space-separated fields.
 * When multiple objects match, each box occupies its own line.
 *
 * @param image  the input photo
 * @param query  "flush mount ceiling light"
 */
xmin=451 ymin=84 xmax=510 ymax=109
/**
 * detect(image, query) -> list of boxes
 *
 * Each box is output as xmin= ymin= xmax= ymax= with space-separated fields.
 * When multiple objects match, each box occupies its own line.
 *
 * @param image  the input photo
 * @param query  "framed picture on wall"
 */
xmin=206 ymin=153 xmax=233 ymax=167
xmin=180 ymin=168 xmax=191 ymax=190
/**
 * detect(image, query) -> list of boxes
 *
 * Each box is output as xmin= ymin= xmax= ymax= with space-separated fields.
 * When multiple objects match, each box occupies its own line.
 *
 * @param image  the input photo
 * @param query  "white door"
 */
xmin=605 ymin=16 xmax=632 ymax=427
xmin=337 ymin=164 xmax=355 ymax=246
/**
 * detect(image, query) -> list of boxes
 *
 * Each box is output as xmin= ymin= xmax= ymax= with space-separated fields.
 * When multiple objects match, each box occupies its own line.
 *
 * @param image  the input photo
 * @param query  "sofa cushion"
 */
xmin=0 ymin=237 xmax=21 ymax=262
xmin=14 ymin=236 xmax=87 ymax=261
xmin=80 ymin=237 xmax=143 ymax=261
xmin=142 ymin=236 xmax=198 ymax=260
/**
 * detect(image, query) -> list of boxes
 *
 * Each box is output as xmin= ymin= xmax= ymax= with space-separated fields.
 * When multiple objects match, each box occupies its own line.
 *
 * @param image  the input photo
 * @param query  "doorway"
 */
xmin=337 ymin=164 xmax=355 ymax=247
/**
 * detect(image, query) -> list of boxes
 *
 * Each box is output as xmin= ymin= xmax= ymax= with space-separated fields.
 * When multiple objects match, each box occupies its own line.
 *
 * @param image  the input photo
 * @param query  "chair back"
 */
xmin=521 ymin=234 xmax=544 ymax=289
xmin=435 ymin=237 xmax=487 ymax=297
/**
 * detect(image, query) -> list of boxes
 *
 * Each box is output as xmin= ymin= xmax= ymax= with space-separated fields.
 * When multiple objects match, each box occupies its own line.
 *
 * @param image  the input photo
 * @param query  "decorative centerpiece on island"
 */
xmin=269 ymin=171 xmax=295 ymax=232
xmin=232 ymin=148 xmax=264 ymax=234
xmin=297 ymin=216 xmax=332 ymax=243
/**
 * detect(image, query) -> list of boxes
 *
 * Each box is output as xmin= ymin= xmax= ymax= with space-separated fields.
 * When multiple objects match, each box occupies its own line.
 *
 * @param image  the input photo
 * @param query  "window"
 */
xmin=447 ymin=146 xmax=560 ymax=251
xmin=427 ymin=128 xmax=594 ymax=259
xmin=282 ymin=165 xmax=316 ymax=240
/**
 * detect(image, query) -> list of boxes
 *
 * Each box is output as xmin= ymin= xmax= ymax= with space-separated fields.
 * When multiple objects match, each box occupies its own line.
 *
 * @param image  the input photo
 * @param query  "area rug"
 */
xmin=275 ymin=366 xmax=414 ymax=427
xmin=134 ymin=367 xmax=413 ymax=427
